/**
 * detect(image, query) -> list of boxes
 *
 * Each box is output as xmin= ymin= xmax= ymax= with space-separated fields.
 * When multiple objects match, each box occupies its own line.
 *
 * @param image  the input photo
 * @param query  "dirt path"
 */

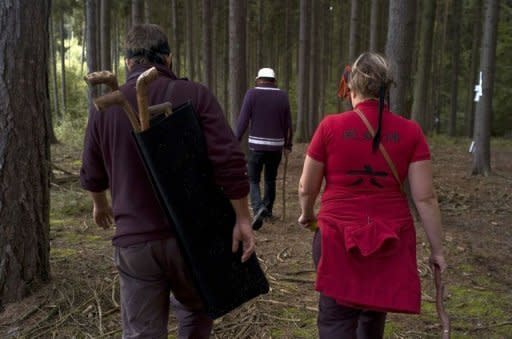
xmin=1 ymin=139 xmax=511 ymax=338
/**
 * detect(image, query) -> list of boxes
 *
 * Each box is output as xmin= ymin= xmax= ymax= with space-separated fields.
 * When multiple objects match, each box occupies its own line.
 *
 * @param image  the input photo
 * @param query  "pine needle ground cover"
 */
xmin=0 ymin=138 xmax=511 ymax=338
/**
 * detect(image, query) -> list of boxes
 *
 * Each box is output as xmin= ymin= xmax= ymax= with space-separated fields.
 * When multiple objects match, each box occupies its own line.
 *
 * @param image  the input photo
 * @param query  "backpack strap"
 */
xmin=354 ymin=108 xmax=404 ymax=193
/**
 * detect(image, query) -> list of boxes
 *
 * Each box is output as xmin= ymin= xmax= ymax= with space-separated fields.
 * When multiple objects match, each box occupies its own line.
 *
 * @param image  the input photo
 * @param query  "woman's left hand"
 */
xmin=429 ymin=253 xmax=447 ymax=273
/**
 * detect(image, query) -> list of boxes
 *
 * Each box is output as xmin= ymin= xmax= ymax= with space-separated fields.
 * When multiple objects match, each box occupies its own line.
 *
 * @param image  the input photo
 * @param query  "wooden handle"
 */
xmin=94 ymin=90 xmax=141 ymax=132
xmin=148 ymin=102 xmax=173 ymax=118
xmin=84 ymin=70 xmax=119 ymax=91
xmin=434 ymin=265 xmax=451 ymax=339
xmin=136 ymin=67 xmax=159 ymax=131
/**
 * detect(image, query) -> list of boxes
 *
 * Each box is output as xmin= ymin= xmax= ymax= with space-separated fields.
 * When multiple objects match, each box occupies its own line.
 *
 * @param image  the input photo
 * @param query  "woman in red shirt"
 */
xmin=298 ymin=52 xmax=447 ymax=338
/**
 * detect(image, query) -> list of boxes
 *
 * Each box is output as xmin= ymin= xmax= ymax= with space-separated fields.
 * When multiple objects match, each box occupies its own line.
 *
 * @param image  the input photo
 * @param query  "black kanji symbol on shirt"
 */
xmin=347 ymin=165 xmax=388 ymax=188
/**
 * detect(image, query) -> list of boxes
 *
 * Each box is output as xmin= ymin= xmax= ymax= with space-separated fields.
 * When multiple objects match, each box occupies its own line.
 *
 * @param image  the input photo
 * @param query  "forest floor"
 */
xmin=0 ymin=137 xmax=511 ymax=338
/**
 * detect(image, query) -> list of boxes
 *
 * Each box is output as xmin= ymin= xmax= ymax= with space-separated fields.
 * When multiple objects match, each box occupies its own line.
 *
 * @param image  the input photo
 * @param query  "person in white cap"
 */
xmin=235 ymin=68 xmax=293 ymax=230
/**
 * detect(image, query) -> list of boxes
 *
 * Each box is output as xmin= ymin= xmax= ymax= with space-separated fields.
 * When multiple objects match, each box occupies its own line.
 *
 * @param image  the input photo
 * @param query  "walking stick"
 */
xmin=281 ymin=151 xmax=288 ymax=221
xmin=434 ymin=265 xmax=451 ymax=338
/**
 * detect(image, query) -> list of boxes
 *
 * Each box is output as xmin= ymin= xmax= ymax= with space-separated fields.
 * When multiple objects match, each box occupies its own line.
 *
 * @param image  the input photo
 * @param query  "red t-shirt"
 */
xmin=307 ymin=100 xmax=430 ymax=314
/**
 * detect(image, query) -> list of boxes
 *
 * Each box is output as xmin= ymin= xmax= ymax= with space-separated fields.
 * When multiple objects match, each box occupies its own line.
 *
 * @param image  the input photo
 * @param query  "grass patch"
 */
xmin=269 ymin=307 xmax=317 ymax=338
xmin=50 ymin=247 xmax=79 ymax=259
xmin=449 ymin=286 xmax=508 ymax=320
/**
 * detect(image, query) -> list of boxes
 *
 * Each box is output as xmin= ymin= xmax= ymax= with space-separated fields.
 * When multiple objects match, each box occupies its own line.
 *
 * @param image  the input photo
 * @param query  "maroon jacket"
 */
xmin=80 ymin=64 xmax=249 ymax=247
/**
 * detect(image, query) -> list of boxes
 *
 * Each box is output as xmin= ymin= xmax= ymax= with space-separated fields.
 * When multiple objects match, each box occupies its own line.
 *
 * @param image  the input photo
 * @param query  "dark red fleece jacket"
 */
xmin=80 ymin=63 xmax=249 ymax=247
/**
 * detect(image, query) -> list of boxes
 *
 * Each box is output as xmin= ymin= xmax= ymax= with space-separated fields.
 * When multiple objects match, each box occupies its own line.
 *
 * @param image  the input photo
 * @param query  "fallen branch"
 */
xmin=257 ymin=298 xmax=318 ymax=312
xmin=469 ymin=320 xmax=512 ymax=332
xmin=52 ymin=163 xmax=77 ymax=176
xmin=92 ymin=288 xmax=104 ymax=335
xmin=261 ymin=313 xmax=301 ymax=322
xmin=280 ymin=269 xmax=316 ymax=276
xmin=274 ymin=273 xmax=315 ymax=284
xmin=52 ymin=175 xmax=80 ymax=185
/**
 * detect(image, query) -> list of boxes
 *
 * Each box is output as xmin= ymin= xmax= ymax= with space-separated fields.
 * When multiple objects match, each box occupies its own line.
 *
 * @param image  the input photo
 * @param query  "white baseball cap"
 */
xmin=256 ymin=68 xmax=275 ymax=80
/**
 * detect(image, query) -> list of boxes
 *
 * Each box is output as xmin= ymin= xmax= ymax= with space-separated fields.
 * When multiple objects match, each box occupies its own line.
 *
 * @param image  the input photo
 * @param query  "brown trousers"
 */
xmin=114 ymin=237 xmax=212 ymax=339
xmin=313 ymin=230 xmax=387 ymax=339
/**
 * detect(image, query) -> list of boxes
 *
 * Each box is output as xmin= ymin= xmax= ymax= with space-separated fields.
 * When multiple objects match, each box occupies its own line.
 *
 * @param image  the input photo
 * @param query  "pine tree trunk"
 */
xmin=411 ymin=0 xmax=436 ymax=132
xmin=369 ymin=0 xmax=380 ymax=52
xmin=378 ymin=0 xmax=389 ymax=53
xmin=131 ymin=0 xmax=143 ymax=26
xmin=256 ymin=0 xmax=264 ymax=68
xmin=202 ymin=0 xmax=213 ymax=87
xmin=95 ymin=0 xmax=101 ymax=71
xmin=59 ymin=11 xmax=67 ymax=114
xmin=144 ymin=0 xmax=150 ymax=23
xmin=319 ymin=0 xmax=330 ymax=116
xmin=223 ymin=0 xmax=229 ymax=113
xmin=295 ymin=0 xmax=310 ymax=142
xmin=336 ymin=1 xmax=350 ymax=113
xmin=86 ymin=0 xmax=99 ymax=107
xmin=49 ymin=17 xmax=61 ymax=122
xmin=228 ymin=0 xmax=247 ymax=128
xmin=308 ymin=0 xmax=319 ymax=135
xmin=448 ymin=0 xmax=461 ymax=136
xmin=193 ymin=0 xmax=201 ymax=81
xmin=348 ymin=0 xmax=361 ymax=63
xmin=283 ymin=0 xmax=292 ymax=93
xmin=465 ymin=0 xmax=482 ymax=138
xmin=432 ymin=0 xmax=450 ymax=134
xmin=472 ymin=0 xmax=499 ymax=176
xmin=170 ymin=0 xmax=180 ymax=76
xmin=100 ymin=0 xmax=111 ymax=71
xmin=0 ymin=0 xmax=51 ymax=305
xmin=385 ymin=0 xmax=417 ymax=117
xmin=185 ymin=0 xmax=195 ymax=80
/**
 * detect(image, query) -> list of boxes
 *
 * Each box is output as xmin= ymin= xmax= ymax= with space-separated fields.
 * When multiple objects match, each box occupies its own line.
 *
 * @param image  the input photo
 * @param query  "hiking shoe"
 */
xmin=251 ymin=207 xmax=268 ymax=230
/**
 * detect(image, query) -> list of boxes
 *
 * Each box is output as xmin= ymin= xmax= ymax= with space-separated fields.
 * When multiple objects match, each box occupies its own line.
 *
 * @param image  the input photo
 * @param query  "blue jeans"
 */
xmin=247 ymin=150 xmax=282 ymax=215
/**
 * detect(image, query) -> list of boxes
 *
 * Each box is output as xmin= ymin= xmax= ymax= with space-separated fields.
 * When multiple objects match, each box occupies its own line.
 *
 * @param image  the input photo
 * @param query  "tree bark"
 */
xmin=336 ymin=1 xmax=350 ymax=113
xmin=465 ymin=0 xmax=482 ymax=138
xmin=431 ymin=0 xmax=450 ymax=134
xmin=308 ymin=0 xmax=320 ymax=135
xmin=86 ymin=0 xmax=99 ymax=107
xmin=170 ymin=0 xmax=180 ymax=76
xmin=283 ymin=0 xmax=293 ymax=93
xmin=369 ymin=0 xmax=380 ymax=52
xmin=185 ymin=0 xmax=195 ymax=80
xmin=378 ymin=0 xmax=389 ymax=53
xmin=295 ymin=0 xmax=310 ymax=142
xmin=448 ymin=0 xmax=462 ymax=136
xmin=144 ymin=0 xmax=150 ymax=23
xmin=202 ymin=0 xmax=213 ymax=88
xmin=49 ymin=17 xmax=61 ymax=122
xmin=0 ymin=0 xmax=51 ymax=305
xmin=385 ymin=0 xmax=417 ymax=116
xmin=131 ymin=0 xmax=143 ymax=26
xmin=348 ymin=0 xmax=361 ymax=63
xmin=59 ymin=11 xmax=67 ymax=114
xmin=100 ymin=0 xmax=112 ymax=72
xmin=411 ymin=0 xmax=436 ymax=132
xmin=472 ymin=0 xmax=499 ymax=176
xmin=223 ymin=0 xmax=229 ymax=113
xmin=228 ymin=0 xmax=247 ymax=127
xmin=256 ymin=0 xmax=264 ymax=68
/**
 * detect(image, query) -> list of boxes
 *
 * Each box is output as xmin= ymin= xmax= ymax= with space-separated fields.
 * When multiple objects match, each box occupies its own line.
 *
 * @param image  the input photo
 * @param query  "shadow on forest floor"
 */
xmin=0 ymin=138 xmax=511 ymax=338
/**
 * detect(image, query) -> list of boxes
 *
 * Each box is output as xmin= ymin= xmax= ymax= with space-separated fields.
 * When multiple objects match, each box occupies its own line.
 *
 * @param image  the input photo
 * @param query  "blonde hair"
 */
xmin=350 ymin=52 xmax=393 ymax=99
xmin=350 ymin=52 xmax=393 ymax=152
